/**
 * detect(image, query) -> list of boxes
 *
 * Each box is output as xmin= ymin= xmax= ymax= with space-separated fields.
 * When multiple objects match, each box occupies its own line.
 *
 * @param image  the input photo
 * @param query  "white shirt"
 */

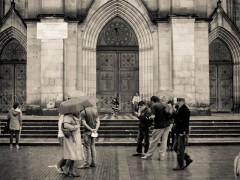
xmin=132 ymin=96 xmax=141 ymax=104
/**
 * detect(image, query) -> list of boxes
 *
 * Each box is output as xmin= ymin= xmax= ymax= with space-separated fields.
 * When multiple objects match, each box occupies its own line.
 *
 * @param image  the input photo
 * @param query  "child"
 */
xmin=111 ymin=98 xmax=119 ymax=117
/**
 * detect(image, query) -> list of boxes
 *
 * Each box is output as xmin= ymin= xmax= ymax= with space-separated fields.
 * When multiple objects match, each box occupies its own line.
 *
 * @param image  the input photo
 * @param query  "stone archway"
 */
xmin=78 ymin=0 xmax=153 ymax=100
xmin=209 ymin=27 xmax=240 ymax=110
xmin=0 ymin=39 xmax=27 ymax=111
xmin=209 ymin=38 xmax=233 ymax=112
xmin=96 ymin=17 xmax=139 ymax=113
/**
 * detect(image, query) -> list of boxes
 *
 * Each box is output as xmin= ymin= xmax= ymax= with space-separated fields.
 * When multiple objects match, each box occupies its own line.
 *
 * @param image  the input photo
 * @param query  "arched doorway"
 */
xmin=0 ymin=39 xmax=26 ymax=112
xmin=96 ymin=17 xmax=139 ymax=113
xmin=209 ymin=38 xmax=233 ymax=112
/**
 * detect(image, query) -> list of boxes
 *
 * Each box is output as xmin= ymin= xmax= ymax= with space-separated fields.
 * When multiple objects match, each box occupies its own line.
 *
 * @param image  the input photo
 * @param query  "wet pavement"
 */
xmin=0 ymin=145 xmax=239 ymax=180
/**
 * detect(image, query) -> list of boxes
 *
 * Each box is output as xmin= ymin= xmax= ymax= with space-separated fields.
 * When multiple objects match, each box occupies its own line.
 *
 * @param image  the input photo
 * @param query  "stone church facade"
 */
xmin=0 ymin=0 xmax=239 ymax=113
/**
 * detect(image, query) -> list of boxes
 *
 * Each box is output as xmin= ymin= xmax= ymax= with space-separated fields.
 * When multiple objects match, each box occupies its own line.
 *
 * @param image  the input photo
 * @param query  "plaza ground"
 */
xmin=0 ymin=145 xmax=238 ymax=180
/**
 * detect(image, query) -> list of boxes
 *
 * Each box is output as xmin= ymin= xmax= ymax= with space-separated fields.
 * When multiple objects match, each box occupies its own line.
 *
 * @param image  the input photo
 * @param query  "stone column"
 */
xmin=26 ymin=22 xmax=41 ymax=105
xmin=171 ymin=17 xmax=195 ymax=102
xmin=39 ymin=19 xmax=65 ymax=106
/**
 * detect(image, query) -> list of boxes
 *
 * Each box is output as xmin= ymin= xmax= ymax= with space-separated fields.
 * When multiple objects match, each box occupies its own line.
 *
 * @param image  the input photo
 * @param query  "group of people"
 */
xmin=6 ymin=93 xmax=192 ymax=176
xmin=133 ymin=95 xmax=193 ymax=170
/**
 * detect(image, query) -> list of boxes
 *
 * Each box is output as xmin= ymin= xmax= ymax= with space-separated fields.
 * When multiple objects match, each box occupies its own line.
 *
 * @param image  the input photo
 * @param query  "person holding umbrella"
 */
xmin=61 ymin=112 xmax=84 ymax=177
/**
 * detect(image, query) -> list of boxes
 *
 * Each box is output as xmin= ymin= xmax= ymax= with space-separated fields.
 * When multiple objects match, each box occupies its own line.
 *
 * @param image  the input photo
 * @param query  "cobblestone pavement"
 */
xmin=0 ymin=145 xmax=238 ymax=180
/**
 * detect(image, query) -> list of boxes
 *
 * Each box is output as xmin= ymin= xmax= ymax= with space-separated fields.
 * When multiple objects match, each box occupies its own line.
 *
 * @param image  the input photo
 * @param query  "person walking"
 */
xmin=8 ymin=102 xmax=22 ymax=149
xmin=141 ymin=96 xmax=172 ymax=161
xmin=55 ymin=114 xmax=67 ymax=173
xmin=78 ymin=107 xmax=100 ymax=169
xmin=172 ymin=98 xmax=193 ymax=170
xmin=62 ymin=113 xmax=84 ymax=177
xmin=132 ymin=101 xmax=152 ymax=156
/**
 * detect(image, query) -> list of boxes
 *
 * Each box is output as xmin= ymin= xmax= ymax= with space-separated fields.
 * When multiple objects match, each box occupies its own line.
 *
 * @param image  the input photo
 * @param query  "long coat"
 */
xmin=63 ymin=115 xmax=85 ymax=160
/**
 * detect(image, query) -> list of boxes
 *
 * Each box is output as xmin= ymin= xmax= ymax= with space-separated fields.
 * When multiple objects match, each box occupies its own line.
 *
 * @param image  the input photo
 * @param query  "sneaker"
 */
xmin=78 ymin=164 xmax=90 ymax=169
xmin=67 ymin=172 xmax=80 ymax=177
xmin=54 ymin=165 xmax=64 ymax=173
xmin=141 ymin=155 xmax=151 ymax=160
xmin=172 ymin=165 xmax=185 ymax=171
xmin=16 ymin=145 xmax=20 ymax=149
xmin=10 ymin=144 xmax=13 ymax=149
xmin=184 ymin=159 xmax=193 ymax=168
xmin=158 ymin=157 xmax=165 ymax=161
xmin=90 ymin=163 xmax=96 ymax=168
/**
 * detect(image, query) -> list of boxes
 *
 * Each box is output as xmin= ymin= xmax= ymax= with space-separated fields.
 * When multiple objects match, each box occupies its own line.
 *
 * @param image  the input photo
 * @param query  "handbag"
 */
xmin=61 ymin=117 xmax=72 ymax=138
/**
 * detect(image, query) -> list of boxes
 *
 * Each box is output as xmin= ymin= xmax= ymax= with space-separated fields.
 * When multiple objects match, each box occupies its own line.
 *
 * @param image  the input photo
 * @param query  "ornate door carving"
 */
xmin=97 ymin=17 xmax=139 ymax=113
xmin=0 ymin=39 xmax=26 ymax=112
xmin=97 ymin=51 xmax=139 ymax=113
xmin=209 ymin=39 xmax=233 ymax=112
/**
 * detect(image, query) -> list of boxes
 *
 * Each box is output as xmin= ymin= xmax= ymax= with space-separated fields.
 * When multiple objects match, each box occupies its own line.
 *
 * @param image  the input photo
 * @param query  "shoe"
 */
xmin=78 ymin=164 xmax=90 ymax=169
xmin=90 ymin=163 xmax=96 ymax=168
xmin=141 ymin=155 xmax=151 ymax=160
xmin=158 ymin=157 xmax=165 ymax=161
xmin=67 ymin=172 xmax=80 ymax=177
xmin=132 ymin=153 xmax=142 ymax=156
xmin=54 ymin=165 xmax=64 ymax=173
xmin=10 ymin=144 xmax=13 ymax=149
xmin=172 ymin=165 xmax=185 ymax=171
xmin=184 ymin=159 xmax=193 ymax=168
xmin=16 ymin=145 xmax=20 ymax=149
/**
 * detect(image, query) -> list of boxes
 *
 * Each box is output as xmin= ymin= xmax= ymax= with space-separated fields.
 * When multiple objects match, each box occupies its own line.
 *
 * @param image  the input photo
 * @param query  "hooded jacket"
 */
xmin=8 ymin=108 xmax=22 ymax=130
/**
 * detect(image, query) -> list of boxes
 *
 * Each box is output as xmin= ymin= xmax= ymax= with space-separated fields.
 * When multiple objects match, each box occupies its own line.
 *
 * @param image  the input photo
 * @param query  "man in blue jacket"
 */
xmin=173 ymin=98 xmax=193 ymax=170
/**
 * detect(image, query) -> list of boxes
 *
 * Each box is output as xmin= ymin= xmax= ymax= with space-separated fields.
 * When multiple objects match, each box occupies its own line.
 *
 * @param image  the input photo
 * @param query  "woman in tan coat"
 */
xmin=8 ymin=102 xmax=22 ymax=149
xmin=62 ymin=113 xmax=84 ymax=177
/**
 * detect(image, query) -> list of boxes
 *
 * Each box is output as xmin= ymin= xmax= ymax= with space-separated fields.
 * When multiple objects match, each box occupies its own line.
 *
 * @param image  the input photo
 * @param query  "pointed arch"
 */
xmin=0 ymin=27 xmax=27 ymax=54
xmin=209 ymin=27 xmax=240 ymax=108
xmin=78 ymin=0 xmax=154 ymax=99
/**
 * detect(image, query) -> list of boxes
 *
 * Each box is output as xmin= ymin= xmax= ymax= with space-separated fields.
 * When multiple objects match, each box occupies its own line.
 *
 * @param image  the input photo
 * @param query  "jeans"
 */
xmin=10 ymin=130 xmax=20 ymax=145
xmin=136 ymin=127 xmax=149 ymax=153
xmin=173 ymin=134 xmax=191 ymax=167
xmin=83 ymin=132 xmax=96 ymax=165
xmin=145 ymin=126 xmax=170 ymax=159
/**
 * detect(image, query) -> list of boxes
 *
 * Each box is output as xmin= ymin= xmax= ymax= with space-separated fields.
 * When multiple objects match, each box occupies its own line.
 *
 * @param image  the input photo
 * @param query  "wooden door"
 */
xmin=210 ymin=64 xmax=232 ymax=112
xmin=97 ymin=51 xmax=139 ymax=113
xmin=0 ymin=39 xmax=26 ymax=112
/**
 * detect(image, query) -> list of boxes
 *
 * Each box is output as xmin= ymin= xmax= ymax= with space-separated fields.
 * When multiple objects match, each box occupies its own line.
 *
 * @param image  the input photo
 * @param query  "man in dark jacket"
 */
xmin=173 ymin=98 xmax=193 ymax=170
xmin=132 ymin=101 xmax=152 ymax=156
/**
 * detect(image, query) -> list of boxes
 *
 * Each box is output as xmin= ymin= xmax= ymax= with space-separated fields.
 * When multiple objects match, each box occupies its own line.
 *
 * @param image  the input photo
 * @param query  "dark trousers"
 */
xmin=136 ymin=127 xmax=149 ymax=153
xmin=10 ymin=130 xmax=20 ymax=145
xmin=173 ymin=134 xmax=191 ymax=167
xmin=167 ymin=132 xmax=175 ymax=148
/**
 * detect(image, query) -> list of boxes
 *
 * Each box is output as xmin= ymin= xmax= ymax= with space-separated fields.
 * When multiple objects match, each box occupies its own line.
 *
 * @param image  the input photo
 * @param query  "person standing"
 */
xmin=78 ymin=107 xmax=100 ymax=169
xmin=62 ymin=113 xmax=84 ymax=177
xmin=8 ymin=102 xmax=22 ymax=149
xmin=141 ymin=96 xmax=171 ymax=161
xmin=172 ymin=98 xmax=193 ymax=170
xmin=132 ymin=93 xmax=141 ymax=114
xmin=132 ymin=101 xmax=152 ymax=156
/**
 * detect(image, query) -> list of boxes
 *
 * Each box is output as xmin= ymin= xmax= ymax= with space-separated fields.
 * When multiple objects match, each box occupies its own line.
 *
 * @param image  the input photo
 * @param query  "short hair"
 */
xmin=150 ymin=96 xmax=160 ymax=103
xmin=13 ymin=102 xmax=19 ymax=109
xmin=177 ymin=98 xmax=185 ymax=102
xmin=138 ymin=101 xmax=145 ymax=106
